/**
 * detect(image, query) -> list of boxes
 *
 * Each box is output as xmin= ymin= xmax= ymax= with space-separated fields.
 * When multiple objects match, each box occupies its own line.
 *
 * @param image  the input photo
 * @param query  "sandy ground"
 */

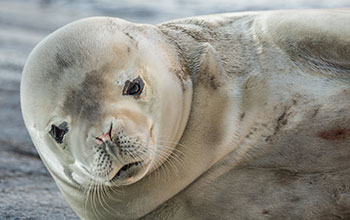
xmin=1 ymin=0 xmax=349 ymax=219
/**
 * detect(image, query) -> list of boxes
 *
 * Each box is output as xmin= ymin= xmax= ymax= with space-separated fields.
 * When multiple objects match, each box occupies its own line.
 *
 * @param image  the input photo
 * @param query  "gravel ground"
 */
xmin=1 ymin=0 xmax=349 ymax=219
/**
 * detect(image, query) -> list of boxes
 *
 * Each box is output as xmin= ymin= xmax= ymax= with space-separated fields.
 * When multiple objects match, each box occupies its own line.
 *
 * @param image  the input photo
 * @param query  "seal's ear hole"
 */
xmin=49 ymin=122 xmax=68 ymax=144
xmin=122 ymin=76 xmax=144 ymax=97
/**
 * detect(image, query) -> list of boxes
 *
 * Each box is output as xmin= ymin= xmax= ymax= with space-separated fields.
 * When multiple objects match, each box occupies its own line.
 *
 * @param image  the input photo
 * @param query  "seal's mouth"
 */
xmin=111 ymin=161 xmax=143 ymax=182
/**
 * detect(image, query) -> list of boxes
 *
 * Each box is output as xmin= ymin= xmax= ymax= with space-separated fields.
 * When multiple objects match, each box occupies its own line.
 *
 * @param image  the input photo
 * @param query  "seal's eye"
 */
xmin=49 ymin=122 xmax=68 ymax=144
xmin=128 ymin=83 xmax=140 ymax=95
xmin=122 ymin=76 xmax=144 ymax=97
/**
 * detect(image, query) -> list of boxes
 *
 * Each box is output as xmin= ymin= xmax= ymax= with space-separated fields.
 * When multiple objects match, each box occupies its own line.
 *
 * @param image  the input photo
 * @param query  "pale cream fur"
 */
xmin=21 ymin=9 xmax=350 ymax=220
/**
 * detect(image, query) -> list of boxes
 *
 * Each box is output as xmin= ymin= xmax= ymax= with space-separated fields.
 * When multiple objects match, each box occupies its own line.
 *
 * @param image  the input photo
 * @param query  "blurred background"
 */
xmin=0 ymin=0 xmax=349 ymax=219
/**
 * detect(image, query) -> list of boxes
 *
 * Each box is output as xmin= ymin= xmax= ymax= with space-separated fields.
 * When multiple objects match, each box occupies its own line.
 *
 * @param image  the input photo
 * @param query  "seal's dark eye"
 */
xmin=122 ymin=76 xmax=144 ymax=97
xmin=49 ymin=122 xmax=68 ymax=144
xmin=128 ymin=83 xmax=140 ymax=95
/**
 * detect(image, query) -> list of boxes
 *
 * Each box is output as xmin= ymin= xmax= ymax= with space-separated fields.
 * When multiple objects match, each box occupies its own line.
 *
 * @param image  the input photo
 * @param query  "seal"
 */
xmin=21 ymin=10 xmax=350 ymax=220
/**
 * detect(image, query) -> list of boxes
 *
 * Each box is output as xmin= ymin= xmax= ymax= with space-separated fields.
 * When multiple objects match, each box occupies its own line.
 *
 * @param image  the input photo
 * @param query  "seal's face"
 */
xmin=60 ymin=68 xmax=158 ymax=187
xmin=21 ymin=18 xmax=191 ymax=190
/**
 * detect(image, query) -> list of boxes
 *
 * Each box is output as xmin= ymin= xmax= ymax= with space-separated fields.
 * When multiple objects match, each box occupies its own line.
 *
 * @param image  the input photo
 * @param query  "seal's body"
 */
xmin=21 ymin=10 xmax=350 ymax=220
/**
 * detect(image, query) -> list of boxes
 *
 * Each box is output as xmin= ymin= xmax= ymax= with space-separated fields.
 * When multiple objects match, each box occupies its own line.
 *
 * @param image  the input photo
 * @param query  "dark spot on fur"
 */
xmin=123 ymin=32 xmax=135 ymax=41
xmin=265 ymin=108 xmax=291 ymax=142
xmin=290 ymin=196 xmax=301 ymax=202
xmin=310 ymin=107 xmax=320 ymax=119
xmin=45 ymin=53 xmax=76 ymax=83
xmin=122 ymin=31 xmax=138 ymax=48
xmin=240 ymin=112 xmax=246 ymax=121
xmin=245 ymin=131 xmax=253 ymax=138
xmin=318 ymin=128 xmax=350 ymax=140
xmin=56 ymin=53 xmax=75 ymax=71
xmin=274 ymin=169 xmax=298 ymax=185
xmin=262 ymin=210 xmax=270 ymax=214
xmin=209 ymin=75 xmax=219 ymax=90
xmin=63 ymin=65 xmax=113 ymax=121
xmin=276 ymin=111 xmax=288 ymax=128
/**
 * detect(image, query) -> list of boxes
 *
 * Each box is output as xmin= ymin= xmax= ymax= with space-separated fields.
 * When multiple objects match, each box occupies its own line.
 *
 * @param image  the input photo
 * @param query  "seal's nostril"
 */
xmin=108 ymin=123 xmax=113 ymax=139
xmin=95 ymin=136 xmax=104 ymax=143
xmin=95 ymin=122 xmax=113 ymax=143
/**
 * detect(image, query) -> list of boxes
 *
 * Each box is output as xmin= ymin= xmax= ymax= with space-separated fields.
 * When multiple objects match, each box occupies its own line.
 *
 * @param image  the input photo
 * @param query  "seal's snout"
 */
xmin=88 ymin=117 xmax=153 ymax=185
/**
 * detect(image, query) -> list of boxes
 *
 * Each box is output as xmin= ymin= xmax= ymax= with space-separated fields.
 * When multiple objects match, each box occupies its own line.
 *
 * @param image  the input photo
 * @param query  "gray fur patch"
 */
xmin=56 ymin=52 xmax=75 ymax=71
xmin=62 ymin=66 xmax=112 ymax=122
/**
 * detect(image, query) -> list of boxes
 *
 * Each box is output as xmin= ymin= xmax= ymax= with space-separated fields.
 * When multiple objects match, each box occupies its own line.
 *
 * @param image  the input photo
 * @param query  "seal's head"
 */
xmin=21 ymin=17 xmax=192 ymax=192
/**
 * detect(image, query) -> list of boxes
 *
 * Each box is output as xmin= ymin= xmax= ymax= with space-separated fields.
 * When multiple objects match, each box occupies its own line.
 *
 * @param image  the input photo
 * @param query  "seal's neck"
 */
xmin=145 ymin=16 xmax=245 ymax=207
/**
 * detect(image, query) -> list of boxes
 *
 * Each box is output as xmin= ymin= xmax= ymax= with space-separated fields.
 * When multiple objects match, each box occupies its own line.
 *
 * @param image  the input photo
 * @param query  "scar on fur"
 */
xmin=318 ymin=128 xmax=350 ymax=140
